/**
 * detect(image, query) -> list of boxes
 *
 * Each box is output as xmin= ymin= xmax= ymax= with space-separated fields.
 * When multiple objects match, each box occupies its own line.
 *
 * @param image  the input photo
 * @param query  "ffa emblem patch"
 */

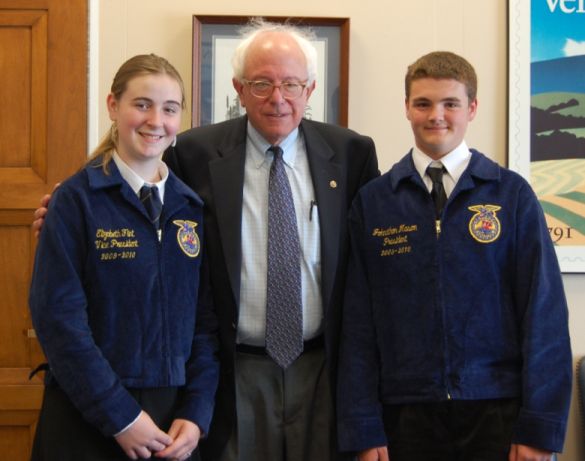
xmin=173 ymin=220 xmax=200 ymax=257
xmin=468 ymin=205 xmax=501 ymax=243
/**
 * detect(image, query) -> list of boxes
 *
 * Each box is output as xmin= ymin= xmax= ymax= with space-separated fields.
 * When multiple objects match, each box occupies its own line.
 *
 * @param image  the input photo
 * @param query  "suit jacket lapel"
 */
xmin=301 ymin=121 xmax=342 ymax=312
xmin=209 ymin=118 xmax=247 ymax=307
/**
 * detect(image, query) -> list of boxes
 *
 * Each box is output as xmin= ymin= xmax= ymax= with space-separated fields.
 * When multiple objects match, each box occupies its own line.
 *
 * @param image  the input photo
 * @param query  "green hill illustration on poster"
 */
xmin=530 ymin=2 xmax=585 ymax=246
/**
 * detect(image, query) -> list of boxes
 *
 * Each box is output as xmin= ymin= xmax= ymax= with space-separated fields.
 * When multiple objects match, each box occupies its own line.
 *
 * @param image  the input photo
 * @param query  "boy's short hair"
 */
xmin=405 ymin=51 xmax=477 ymax=101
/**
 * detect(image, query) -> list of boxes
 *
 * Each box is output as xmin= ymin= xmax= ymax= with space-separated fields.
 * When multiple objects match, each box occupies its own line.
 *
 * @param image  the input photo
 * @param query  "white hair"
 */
xmin=231 ymin=17 xmax=318 ymax=85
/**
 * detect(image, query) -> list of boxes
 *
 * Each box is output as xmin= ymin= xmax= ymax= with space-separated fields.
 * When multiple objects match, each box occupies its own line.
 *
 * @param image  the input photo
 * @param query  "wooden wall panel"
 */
xmin=0 ymin=27 xmax=31 ymax=165
xmin=0 ymin=0 xmax=87 ymax=458
xmin=0 ymin=11 xmax=47 ymax=182
xmin=0 ymin=226 xmax=31 ymax=367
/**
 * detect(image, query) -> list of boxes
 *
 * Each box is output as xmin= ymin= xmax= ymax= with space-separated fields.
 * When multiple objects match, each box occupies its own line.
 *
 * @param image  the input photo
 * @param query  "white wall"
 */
xmin=95 ymin=1 xmax=583 ymax=459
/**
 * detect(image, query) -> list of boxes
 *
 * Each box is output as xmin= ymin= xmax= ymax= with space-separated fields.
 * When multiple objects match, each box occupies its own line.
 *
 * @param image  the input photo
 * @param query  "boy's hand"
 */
xmin=358 ymin=446 xmax=389 ymax=461
xmin=509 ymin=443 xmax=554 ymax=461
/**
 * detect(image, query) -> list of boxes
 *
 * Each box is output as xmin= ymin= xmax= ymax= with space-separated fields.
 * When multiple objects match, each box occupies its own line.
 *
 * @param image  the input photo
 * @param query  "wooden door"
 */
xmin=0 ymin=0 xmax=87 ymax=458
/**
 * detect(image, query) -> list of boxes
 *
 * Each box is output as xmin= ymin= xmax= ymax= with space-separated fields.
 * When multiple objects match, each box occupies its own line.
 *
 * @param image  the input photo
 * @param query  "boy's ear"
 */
xmin=468 ymin=98 xmax=478 ymax=121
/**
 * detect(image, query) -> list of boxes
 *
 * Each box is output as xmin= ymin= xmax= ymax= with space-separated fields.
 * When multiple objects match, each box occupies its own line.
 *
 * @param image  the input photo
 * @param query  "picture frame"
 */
xmin=192 ymin=15 xmax=349 ymax=127
xmin=508 ymin=0 xmax=585 ymax=272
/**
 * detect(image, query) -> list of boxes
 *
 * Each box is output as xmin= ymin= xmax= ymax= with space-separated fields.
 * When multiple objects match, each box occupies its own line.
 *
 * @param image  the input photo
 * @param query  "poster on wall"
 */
xmin=508 ymin=0 xmax=585 ymax=272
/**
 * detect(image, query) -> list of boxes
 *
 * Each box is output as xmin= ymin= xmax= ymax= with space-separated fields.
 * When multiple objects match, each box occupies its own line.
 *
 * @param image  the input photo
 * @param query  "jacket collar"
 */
xmin=86 ymin=155 xmax=202 ymax=209
xmin=390 ymin=148 xmax=501 ymax=193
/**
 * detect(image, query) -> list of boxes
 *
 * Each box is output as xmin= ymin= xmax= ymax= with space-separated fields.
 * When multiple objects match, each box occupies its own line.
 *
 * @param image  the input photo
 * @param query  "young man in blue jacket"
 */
xmin=337 ymin=51 xmax=572 ymax=461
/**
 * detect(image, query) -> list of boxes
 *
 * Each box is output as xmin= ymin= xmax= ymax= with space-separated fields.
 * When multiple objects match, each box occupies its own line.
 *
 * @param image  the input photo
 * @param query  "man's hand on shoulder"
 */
xmin=32 ymin=183 xmax=59 ymax=238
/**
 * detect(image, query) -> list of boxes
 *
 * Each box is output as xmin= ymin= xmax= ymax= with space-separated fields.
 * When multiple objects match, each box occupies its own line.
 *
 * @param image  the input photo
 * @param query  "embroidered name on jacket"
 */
xmin=173 ymin=220 xmax=200 ymax=258
xmin=468 ymin=204 xmax=501 ymax=243
xmin=372 ymin=224 xmax=417 ymax=257
xmin=95 ymin=228 xmax=139 ymax=261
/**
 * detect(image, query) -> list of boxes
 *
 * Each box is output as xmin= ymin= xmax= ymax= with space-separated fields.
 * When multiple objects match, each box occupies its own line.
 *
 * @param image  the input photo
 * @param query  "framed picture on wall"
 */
xmin=508 ymin=0 xmax=585 ymax=272
xmin=192 ymin=15 xmax=349 ymax=127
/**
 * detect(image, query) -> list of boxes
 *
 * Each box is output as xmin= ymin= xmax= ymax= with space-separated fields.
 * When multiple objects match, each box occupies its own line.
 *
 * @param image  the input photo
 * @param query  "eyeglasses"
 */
xmin=242 ymin=79 xmax=308 ymax=100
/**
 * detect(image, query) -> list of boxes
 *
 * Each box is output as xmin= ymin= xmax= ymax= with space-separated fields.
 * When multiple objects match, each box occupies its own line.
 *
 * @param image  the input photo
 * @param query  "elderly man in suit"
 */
xmin=165 ymin=19 xmax=378 ymax=461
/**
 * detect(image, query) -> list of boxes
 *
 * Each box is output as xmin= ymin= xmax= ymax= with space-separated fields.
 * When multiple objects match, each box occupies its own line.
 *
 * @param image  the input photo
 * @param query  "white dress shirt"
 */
xmin=237 ymin=123 xmax=323 ymax=346
xmin=411 ymin=141 xmax=472 ymax=198
xmin=112 ymin=152 xmax=169 ymax=202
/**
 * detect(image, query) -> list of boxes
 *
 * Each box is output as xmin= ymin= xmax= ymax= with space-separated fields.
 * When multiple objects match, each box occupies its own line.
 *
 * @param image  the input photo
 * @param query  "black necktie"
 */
xmin=140 ymin=185 xmax=162 ymax=230
xmin=427 ymin=165 xmax=448 ymax=219
xmin=265 ymin=145 xmax=303 ymax=369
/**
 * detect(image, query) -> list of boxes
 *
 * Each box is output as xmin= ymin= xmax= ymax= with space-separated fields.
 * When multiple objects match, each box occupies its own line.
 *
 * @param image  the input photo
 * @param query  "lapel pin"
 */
xmin=329 ymin=180 xmax=337 ymax=189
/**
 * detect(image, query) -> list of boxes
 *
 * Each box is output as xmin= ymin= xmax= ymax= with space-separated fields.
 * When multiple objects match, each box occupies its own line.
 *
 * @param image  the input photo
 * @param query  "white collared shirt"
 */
xmin=237 ymin=123 xmax=323 ymax=346
xmin=411 ymin=141 xmax=472 ymax=198
xmin=112 ymin=152 xmax=169 ymax=202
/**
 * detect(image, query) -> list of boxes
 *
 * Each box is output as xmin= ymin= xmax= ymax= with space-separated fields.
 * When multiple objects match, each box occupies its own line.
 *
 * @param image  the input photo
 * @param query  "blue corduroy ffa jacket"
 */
xmin=337 ymin=150 xmax=572 ymax=453
xmin=29 ymin=158 xmax=219 ymax=437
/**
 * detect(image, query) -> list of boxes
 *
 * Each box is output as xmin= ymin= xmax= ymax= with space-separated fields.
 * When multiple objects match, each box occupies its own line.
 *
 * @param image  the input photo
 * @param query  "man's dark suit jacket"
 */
xmin=164 ymin=116 xmax=379 ymax=460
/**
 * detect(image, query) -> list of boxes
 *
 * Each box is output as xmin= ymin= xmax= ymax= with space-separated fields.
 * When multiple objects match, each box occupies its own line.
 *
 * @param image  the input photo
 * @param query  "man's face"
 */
xmin=233 ymin=32 xmax=315 ymax=146
xmin=405 ymin=78 xmax=477 ymax=159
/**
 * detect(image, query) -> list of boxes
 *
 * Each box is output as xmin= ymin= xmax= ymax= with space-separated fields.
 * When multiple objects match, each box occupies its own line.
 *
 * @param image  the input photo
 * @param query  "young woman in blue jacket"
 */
xmin=29 ymin=54 xmax=219 ymax=461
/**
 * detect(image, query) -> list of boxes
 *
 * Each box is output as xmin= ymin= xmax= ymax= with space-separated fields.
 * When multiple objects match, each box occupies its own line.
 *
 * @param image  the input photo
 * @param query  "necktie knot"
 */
xmin=140 ymin=185 xmax=162 ymax=230
xmin=426 ymin=164 xmax=446 ymax=183
xmin=269 ymin=145 xmax=284 ymax=159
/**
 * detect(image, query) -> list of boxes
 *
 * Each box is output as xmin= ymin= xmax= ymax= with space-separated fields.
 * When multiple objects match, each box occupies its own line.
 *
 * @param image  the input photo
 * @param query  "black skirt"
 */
xmin=31 ymin=385 xmax=199 ymax=461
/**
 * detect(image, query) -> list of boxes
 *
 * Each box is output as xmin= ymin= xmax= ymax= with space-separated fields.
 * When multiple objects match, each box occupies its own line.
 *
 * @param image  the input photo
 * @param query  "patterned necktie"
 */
xmin=427 ymin=165 xmax=448 ymax=219
xmin=140 ymin=185 xmax=162 ymax=230
xmin=265 ymin=145 xmax=303 ymax=369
